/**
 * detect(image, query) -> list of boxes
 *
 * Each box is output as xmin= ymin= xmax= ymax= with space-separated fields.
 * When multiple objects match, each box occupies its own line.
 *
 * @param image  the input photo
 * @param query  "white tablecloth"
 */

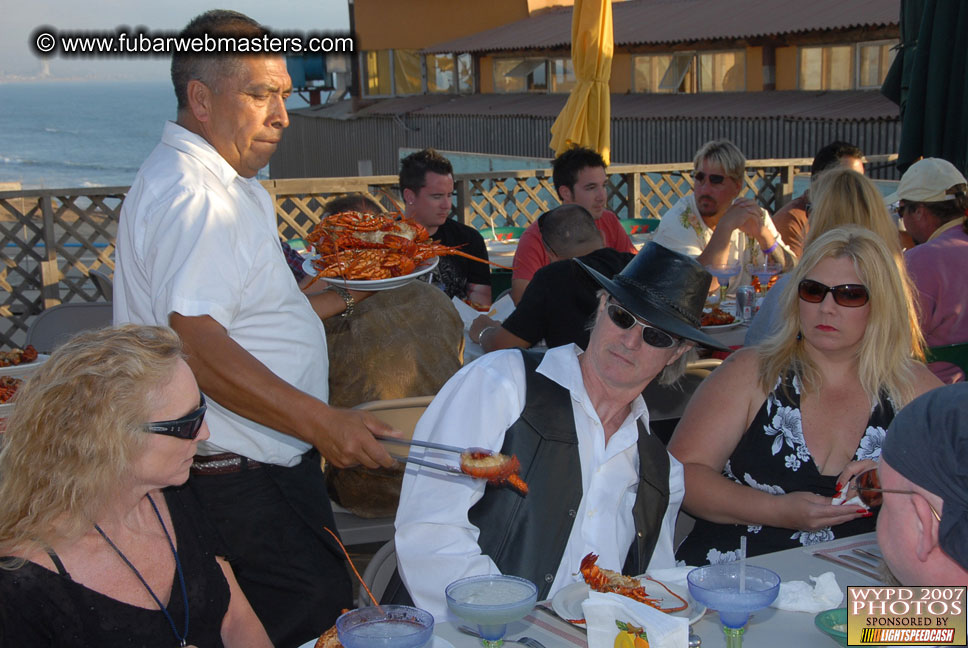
xmin=433 ymin=533 xmax=883 ymax=648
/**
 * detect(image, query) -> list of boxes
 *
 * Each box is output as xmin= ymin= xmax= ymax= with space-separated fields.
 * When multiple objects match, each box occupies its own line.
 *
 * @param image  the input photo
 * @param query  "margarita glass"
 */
xmin=335 ymin=605 xmax=435 ymax=648
xmin=445 ymin=574 xmax=537 ymax=647
xmin=747 ymin=261 xmax=782 ymax=294
xmin=705 ymin=262 xmax=742 ymax=303
xmin=687 ymin=564 xmax=780 ymax=648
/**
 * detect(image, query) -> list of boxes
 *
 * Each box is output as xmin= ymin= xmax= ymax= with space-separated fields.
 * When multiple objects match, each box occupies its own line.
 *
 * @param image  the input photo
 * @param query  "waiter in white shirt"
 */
xmin=112 ymin=10 xmax=396 ymax=648
xmin=392 ymin=242 xmax=729 ymax=620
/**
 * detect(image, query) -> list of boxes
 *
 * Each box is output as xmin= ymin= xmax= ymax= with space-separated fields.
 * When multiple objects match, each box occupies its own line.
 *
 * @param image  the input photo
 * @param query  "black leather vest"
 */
xmin=470 ymin=349 xmax=671 ymax=600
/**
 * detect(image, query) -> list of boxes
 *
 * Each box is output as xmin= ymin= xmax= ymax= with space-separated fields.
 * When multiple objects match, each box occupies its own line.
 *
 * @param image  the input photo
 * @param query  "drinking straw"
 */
xmin=739 ymin=535 xmax=747 ymax=593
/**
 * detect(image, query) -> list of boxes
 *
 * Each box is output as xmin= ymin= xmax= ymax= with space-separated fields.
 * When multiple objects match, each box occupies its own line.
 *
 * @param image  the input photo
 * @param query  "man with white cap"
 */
xmin=887 ymin=158 xmax=968 ymax=382
xmin=869 ymin=383 xmax=968 ymax=586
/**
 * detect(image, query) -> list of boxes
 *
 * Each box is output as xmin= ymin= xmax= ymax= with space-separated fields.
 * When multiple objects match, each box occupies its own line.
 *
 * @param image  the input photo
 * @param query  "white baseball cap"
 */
xmin=885 ymin=158 xmax=968 ymax=204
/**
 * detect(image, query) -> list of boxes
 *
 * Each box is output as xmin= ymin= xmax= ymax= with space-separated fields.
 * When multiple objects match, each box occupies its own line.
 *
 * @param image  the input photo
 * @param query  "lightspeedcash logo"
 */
xmin=848 ymin=587 xmax=967 ymax=645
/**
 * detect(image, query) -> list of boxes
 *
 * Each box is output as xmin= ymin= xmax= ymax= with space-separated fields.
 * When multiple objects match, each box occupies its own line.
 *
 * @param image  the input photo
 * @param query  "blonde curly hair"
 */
xmin=0 ymin=324 xmax=183 ymax=561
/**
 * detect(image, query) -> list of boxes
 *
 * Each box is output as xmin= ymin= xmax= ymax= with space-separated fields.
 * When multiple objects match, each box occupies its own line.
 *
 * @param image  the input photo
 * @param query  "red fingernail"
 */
xmin=856 ymin=509 xmax=868 ymax=514
xmin=836 ymin=482 xmax=842 ymax=491
xmin=862 ymin=512 xmax=874 ymax=518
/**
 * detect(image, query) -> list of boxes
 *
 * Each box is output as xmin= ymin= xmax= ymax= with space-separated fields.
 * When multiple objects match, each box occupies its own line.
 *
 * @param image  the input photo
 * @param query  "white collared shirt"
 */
xmin=652 ymin=194 xmax=794 ymax=289
xmin=114 ymin=121 xmax=327 ymax=466
xmin=394 ymin=345 xmax=684 ymax=621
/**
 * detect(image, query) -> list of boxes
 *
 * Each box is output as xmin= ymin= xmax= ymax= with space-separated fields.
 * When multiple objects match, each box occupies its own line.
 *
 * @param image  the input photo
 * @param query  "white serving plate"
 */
xmin=302 ymin=256 xmax=438 ymax=291
xmin=0 ymin=353 xmax=50 ymax=378
xmin=551 ymin=579 xmax=706 ymax=628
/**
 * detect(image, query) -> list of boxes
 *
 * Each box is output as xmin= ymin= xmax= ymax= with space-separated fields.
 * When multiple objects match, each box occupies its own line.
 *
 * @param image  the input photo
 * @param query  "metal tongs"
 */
xmin=377 ymin=435 xmax=480 ymax=477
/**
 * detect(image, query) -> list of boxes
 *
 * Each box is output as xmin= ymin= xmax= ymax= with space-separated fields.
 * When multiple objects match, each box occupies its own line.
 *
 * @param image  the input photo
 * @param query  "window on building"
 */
xmin=799 ymin=45 xmax=852 ymax=90
xmin=550 ymin=58 xmax=576 ymax=93
xmin=699 ymin=51 xmax=745 ymax=92
xmin=494 ymin=58 xmax=547 ymax=92
xmin=494 ymin=57 xmax=576 ymax=93
xmin=427 ymin=54 xmax=455 ymax=93
xmin=394 ymin=49 xmax=422 ymax=95
xmin=457 ymin=54 xmax=474 ymax=93
xmin=633 ymin=50 xmax=743 ymax=93
xmin=364 ymin=50 xmax=392 ymax=96
xmin=426 ymin=53 xmax=474 ymax=94
xmin=799 ymin=42 xmax=896 ymax=90
xmin=858 ymin=41 xmax=896 ymax=89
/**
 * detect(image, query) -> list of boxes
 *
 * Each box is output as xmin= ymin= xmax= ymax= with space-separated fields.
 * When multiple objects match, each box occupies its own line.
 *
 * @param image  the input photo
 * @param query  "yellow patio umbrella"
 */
xmin=549 ymin=0 xmax=613 ymax=164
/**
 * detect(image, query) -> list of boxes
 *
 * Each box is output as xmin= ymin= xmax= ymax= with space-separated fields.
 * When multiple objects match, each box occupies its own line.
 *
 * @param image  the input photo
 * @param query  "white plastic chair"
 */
xmin=357 ymin=540 xmax=398 ymax=608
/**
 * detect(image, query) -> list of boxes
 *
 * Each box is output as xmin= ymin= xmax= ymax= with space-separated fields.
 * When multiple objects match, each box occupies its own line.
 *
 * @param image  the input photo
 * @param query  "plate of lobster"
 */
xmin=0 ymin=375 xmax=24 ymax=416
xmin=0 ymin=346 xmax=49 ymax=378
xmin=701 ymin=307 xmax=740 ymax=331
xmin=551 ymin=554 xmax=705 ymax=627
xmin=302 ymin=255 xmax=439 ymax=291
xmin=302 ymin=211 xmax=506 ymax=291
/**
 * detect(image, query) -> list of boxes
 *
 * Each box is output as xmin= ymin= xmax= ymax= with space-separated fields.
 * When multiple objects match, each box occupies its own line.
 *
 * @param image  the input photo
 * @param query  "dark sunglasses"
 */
xmin=693 ymin=171 xmax=727 ymax=185
xmin=606 ymin=301 xmax=678 ymax=349
xmin=145 ymin=392 xmax=207 ymax=440
xmin=798 ymin=279 xmax=870 ymax=308
xmin=852 ymin=468 xmax=941 ymax=522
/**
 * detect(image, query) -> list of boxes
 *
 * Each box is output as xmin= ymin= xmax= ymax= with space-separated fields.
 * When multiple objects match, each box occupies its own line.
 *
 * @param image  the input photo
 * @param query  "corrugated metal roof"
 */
xmin=423 ymin=0 xmax=899 ymax=53
xmin=296 ymin=90 xmax=899 ymax=122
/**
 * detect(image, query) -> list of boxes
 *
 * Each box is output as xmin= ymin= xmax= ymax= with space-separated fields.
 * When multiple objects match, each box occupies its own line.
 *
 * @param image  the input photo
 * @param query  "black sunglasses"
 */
xmin=693 ymin=171 xmax=727 ymax=185
xmin=606 ymin=301 xmax=678 ymax=348
xmin=798 ymin=279 xmax=870 ymax=308
xmin=145 ymin=392 xmax=207 ymax=440
xmin=852 ymin=468 xmax=941 ymax=522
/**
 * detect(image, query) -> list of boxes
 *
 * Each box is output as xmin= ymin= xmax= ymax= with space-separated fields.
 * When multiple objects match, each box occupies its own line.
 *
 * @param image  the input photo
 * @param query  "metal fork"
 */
xmin=515 ymin=638 xmax=547 ymax=648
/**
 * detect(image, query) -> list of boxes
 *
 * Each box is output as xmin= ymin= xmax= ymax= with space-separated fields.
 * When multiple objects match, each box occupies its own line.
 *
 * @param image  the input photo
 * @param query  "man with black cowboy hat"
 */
xmin=392 ymin=243 xmax=728 ymax=619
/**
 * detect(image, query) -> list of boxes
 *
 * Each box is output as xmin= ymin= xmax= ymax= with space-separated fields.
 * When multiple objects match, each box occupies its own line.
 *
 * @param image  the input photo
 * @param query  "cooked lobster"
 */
xmin=306 ymin=211 xmax=509 ymax=281
xmin=579 ymin=553 xmax=687 ymax=612
xmin=459 ymin=451 xmax=529 ymax=495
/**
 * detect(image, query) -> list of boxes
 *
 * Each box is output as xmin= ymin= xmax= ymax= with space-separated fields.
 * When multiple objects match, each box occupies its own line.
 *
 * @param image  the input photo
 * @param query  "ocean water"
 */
xmin=0 ymin=80 xmax=308 ymax=190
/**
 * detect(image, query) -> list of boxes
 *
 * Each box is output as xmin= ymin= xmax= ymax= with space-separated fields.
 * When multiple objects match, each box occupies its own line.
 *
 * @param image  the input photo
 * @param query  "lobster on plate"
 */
xmin=305 ymin=211 xmax=508 ymax=282
xmin=579 ymin=553 xmax=688 ymax=612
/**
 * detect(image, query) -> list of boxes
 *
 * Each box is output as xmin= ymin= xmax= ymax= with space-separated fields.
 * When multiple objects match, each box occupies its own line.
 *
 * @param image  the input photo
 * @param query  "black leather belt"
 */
xmin=191 ymin=452 xmax=264 ymax=475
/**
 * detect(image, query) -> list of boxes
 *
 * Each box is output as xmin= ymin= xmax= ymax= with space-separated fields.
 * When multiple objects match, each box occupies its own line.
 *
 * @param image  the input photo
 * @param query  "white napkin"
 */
xmin=643 ymin=566 xmax=696 ymax=587
xmin=583 ymin=591 xmax=688 ymax=648
xmin=771 ymin=572 xmax=842 ymax=613
xmin=831 ymin=493 xmax=869 ymax=510
xmin=451 ymin=294 xmax=516 ymax=329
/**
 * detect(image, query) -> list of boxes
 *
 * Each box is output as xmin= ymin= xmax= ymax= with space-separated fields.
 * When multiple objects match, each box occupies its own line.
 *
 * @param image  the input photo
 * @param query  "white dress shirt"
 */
xmin=652 ymin=194 xmax=794 ymax=290
xmin=114 ymin=121 xmax=328 ymax=466
xmin=394 ymin=345 xmax=684 ymax=621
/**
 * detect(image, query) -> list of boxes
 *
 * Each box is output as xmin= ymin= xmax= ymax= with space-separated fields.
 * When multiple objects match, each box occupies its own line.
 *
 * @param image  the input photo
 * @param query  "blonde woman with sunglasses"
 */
xmin=670 ymin=227 xmax=940 ymax=564
xmin=0 ymin=325 xmax=270 ymax=647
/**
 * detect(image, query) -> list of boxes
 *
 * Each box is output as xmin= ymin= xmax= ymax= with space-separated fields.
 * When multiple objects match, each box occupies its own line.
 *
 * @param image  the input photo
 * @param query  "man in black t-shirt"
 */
xmin=400 ymin=149 xmax=491 ymax=305
xmin=469 ymin=204 xmax=634 ymax=351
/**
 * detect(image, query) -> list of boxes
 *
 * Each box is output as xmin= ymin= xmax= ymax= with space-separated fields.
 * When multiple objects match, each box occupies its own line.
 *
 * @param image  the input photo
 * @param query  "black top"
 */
xmin=676 ymin=373 xmax=893 ymax=565
xmin=0 ymin=486 xmax=230 ymax=647
xmin=503 ymin=248 xmax=634 ymax=349
xmin=429 ymin=218 xmax=491 ymax=299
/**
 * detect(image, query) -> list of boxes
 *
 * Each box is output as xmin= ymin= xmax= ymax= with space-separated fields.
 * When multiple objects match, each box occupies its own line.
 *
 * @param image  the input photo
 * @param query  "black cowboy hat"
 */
xmin=576 ymin=242 xmax=729 ymax=351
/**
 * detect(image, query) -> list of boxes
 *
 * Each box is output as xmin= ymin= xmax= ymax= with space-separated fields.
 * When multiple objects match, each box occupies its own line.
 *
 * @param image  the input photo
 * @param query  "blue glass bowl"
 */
xmin=814 ymin=607 xmax=848 ymax=647
xmin=335 ymin=605 xmax=435 ymax=648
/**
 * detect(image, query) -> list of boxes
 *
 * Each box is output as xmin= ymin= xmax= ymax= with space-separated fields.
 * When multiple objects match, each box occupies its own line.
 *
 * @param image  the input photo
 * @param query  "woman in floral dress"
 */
xmin=670 ymin=226 xmax=942 ymax=564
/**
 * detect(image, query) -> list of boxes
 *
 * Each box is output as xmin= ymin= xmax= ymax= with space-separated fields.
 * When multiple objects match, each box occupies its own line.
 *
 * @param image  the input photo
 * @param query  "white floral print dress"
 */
xmin=675 ymin=373 xmax=894 ymax=565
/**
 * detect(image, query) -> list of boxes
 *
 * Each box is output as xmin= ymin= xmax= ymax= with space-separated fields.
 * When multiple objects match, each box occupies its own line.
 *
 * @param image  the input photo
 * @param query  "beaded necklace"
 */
xmin=94 ymin=494 xmax=192 ymax=647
